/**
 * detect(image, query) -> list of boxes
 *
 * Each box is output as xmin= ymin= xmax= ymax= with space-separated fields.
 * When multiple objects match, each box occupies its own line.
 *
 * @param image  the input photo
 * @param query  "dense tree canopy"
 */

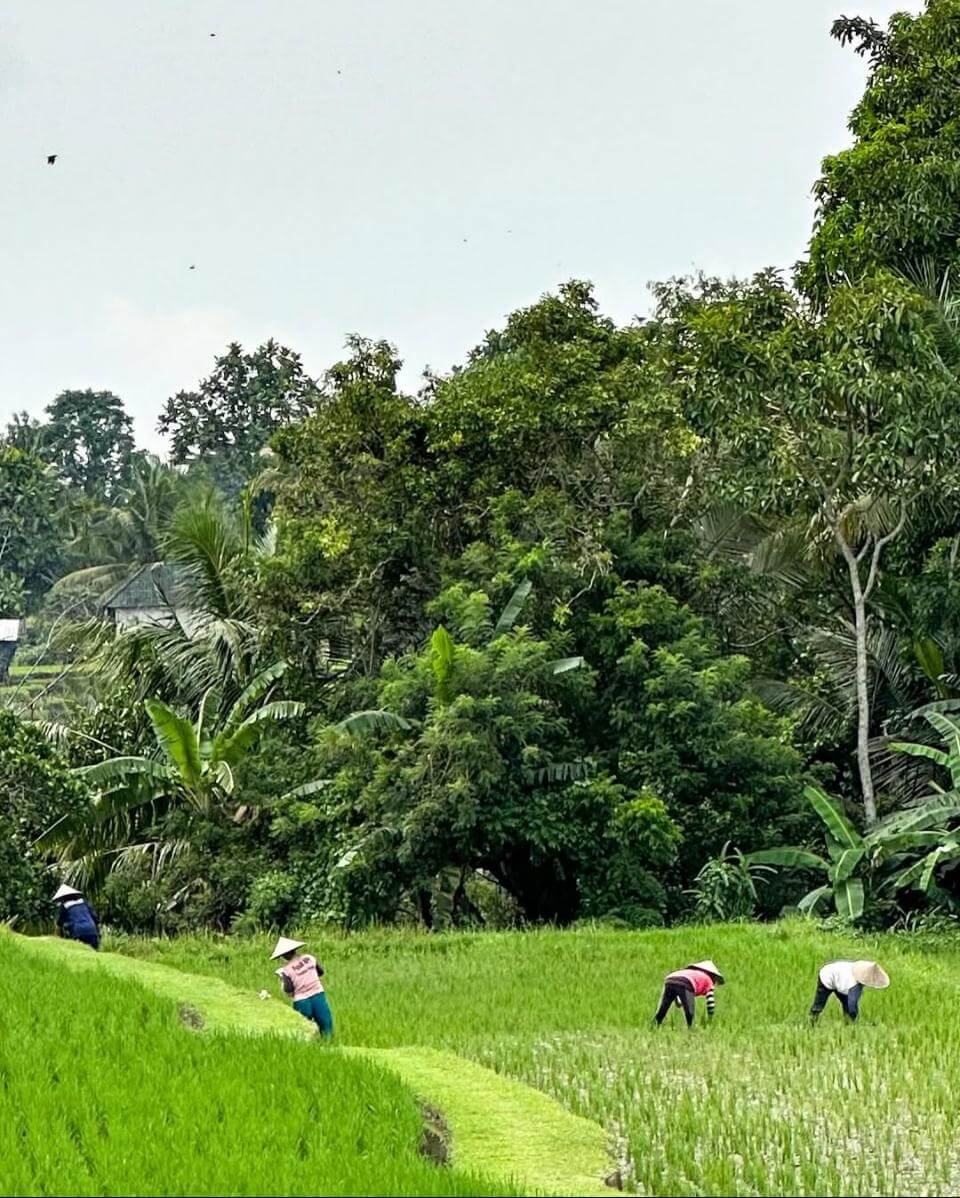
xmin=801 ymin=1 xmax=960 ymax=297
xmin=43 ymin=389 xmax=135 ymax=498
xmin=0 ymin=711 xmax=90 ymax=923
xmin=0 ymin=446 xmax=63 ymax=611
xmin=158 ymin=340 xmax=320 ymax=493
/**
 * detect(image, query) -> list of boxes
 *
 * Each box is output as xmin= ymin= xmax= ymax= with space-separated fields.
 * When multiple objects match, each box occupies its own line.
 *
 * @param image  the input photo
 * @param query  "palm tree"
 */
xmin=54 ymin=455 xmax=186 ymax=598
xmin=40 ymin=664 xmax=305 ymax=884
xmin=79 ymin=491 xmax=272 ymax=712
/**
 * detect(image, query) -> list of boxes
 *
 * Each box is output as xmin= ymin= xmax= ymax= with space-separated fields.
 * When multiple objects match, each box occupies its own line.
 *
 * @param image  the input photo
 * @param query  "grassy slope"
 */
xmin=111 ymin=920 xmax=960 ymax=1196
xmin=13 ymin=933 xmax=611 ymax=1197
xmin=0 ymin=935 xmax=510 ymax=1198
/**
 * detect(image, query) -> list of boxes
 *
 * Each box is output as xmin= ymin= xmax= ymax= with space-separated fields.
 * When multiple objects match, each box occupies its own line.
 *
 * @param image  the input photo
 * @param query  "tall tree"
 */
xmin=800 ymin=2 xmax=960 ymax=299
xmin=0 ymin=447 xmax=63 ymax=609
xmin=158 ymin=340 xmax=319 ymax=492
xmin=656 ymin=270 xmax=960 ymax=823
xmin=43 ymin=389 xmax=135 ymax=498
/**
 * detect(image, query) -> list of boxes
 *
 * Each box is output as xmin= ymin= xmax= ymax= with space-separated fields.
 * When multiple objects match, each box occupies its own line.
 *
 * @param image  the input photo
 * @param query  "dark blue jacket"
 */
xmin=57 ymin=900 xmax=99 ymax=941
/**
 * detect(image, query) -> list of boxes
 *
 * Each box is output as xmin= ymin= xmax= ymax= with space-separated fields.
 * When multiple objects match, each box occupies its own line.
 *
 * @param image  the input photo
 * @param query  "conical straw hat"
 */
xmin=270 ymin=937 xmax=305 ymax=960
xmin=852 ymin=960 xmax=889 ymax=989
xmin=52 ymin=883 xmax=82 ymax=902
xmin=687 ymin=959 xmax=725 ymax=984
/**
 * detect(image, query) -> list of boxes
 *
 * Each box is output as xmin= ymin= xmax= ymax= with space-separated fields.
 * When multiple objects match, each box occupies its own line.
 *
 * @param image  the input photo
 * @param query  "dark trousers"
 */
xmin=810 ymin=981 xmax=863 ymax=1021
xmin=73 ymin=932 xmax=99 ymax=950
xmin=654 ymin=980 xmax=696 ymax=1027
xmin=293 ymin=992 xmax=334 ymax=1038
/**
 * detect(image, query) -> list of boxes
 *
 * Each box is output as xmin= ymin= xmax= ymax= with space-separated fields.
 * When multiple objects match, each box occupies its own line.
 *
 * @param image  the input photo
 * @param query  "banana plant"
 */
xmin=39 ymin=663 xmax=305 ymax=883
xmin=749 ymin=784 xmax=960 ymax=920
xmin=889 ymin=707 xmax=960 ymax=791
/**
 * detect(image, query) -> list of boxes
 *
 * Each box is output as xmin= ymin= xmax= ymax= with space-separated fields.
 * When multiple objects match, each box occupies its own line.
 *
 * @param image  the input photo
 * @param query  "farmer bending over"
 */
xmin=271 ymin=937 xmax=334 ymax=1038
xmin=810 ymin=960 xmax=889 ymax=1022
xmin=653 ymin=960 xmax=724 ymax=1027
xmin=53 ymin=883 xmax=100 ymax=950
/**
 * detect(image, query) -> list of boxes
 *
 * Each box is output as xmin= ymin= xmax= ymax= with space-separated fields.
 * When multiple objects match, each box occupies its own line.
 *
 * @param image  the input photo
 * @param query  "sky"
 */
xmin=1 ymin=1 xmax=918 ymax=453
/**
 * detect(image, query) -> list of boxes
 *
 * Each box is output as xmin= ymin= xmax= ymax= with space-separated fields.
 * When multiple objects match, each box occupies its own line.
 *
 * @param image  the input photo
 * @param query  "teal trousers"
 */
xmin=293 ymin=992 xmax=334 ymax=1038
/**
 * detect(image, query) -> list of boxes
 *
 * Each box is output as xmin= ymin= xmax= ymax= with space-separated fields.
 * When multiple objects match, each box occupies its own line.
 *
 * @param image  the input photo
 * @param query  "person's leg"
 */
xmin=843 ymin=983 xmax=863 ymax=1021
xmin=653 ymin=984 xmax=676 ymax=1025
xmin=809 ymin=981 xmax=832 ymax=1021
xmin=311 ymin=993 xmax=334 ymax=1038
xmin=679 ymin=986 xmax=696 ymax=1028
xmin=76 ymin=932 xmax=99 ymax=950
xmin=293 ymin=997 xmax=313 ymax=1025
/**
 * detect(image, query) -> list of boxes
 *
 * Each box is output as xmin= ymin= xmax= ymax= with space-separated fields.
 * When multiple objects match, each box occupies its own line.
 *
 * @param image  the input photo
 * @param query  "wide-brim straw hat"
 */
xmin=687 ymin=959 xmax=725 ymax=984
xmin=852 ymin=960 xmax=890 ymax=989
xmin=52 ymin=883 xmax=82 ymax=902
xmin=270 ymin=937 xmax=305 ymax=961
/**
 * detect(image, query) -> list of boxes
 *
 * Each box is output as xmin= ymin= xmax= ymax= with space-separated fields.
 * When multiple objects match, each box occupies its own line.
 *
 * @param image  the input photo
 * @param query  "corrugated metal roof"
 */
xmin=102 ymin=563 xmax=181 ymax=610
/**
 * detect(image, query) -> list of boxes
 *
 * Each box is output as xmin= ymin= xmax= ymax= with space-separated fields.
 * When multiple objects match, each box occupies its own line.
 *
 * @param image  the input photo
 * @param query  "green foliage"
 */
xmin=306 ymin=569 xmax=801 ymax=926
xmin=0 ymin=710 xmax=90 ymax=923
xmin=42 ymin=389 xmax=135 ymax=498
xmin=687 ymin=842 xmax=773 ymax=922
xmin=801 ymin=2 xmax=960 ymax=298
xmin=243 ymin=869 xmax=300 ymax=929
xmin=0 ymin=446 xmax=63 ymax=604
xmin=751 ymin=783 xmax=960 ymax=920
xmin=159 ymin=340 xmax=320 ymax=493
xmin=0 ymin=570 xmax=25 ymax=618
xmin=45 ymin=665 xmax=306 ymax=885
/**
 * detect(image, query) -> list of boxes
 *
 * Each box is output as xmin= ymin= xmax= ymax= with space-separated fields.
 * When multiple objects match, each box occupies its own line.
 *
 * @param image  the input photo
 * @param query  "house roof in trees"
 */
xmin=102 ymin=562 xmax=181 ymax=610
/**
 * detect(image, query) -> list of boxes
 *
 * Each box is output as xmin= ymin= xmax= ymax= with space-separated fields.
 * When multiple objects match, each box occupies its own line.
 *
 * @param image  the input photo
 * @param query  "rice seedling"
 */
xmin=0 ymin=935 xmax=515 ymax=1197
xmin=115 ymin=920 xmax=960 ymax=1195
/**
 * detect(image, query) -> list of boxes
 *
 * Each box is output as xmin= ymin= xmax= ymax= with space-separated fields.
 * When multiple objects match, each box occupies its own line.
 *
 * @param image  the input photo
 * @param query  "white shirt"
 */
xmin=819 ymin=960 xmax=857 ymax=994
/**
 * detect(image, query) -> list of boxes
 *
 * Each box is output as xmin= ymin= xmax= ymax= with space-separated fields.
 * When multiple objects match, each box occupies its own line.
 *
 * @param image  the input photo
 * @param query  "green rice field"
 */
xmin=112 ymin=920 xmax=960 ymax=1197
xmin=7 ymin=921 xmax=960 ymax=1196
xmin=0 ymin=934 xmax=515 ymax=1198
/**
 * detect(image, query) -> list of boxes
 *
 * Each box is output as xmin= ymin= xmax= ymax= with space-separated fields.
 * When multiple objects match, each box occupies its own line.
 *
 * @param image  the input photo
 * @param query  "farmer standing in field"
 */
xmin=653 ymin=960 xmax=724 ymax=1027
xmin=810 ymin=959 xmax=889 ymax=1022
xmin=271 ymin=937 xmax=334 ymax=1038
xmin=52 ymin=883 xmax=100 ymax=950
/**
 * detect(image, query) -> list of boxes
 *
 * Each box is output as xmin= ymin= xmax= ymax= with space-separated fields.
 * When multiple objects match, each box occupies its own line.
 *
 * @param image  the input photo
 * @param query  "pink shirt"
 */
xmin=280 ymin=954 xmax=324 ymax=1001
xmin=666 ymin=968 xmax=714 ymax=997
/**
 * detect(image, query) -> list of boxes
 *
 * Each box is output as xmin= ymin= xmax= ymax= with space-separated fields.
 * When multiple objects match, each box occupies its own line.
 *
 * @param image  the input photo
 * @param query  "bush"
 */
xmin=0 ymin=710 xmax=90 ymax=925
xmin=686 ymin=843 xmax=771 ymax=923
xmin=245 ymin=870 xmax=300 ymax=930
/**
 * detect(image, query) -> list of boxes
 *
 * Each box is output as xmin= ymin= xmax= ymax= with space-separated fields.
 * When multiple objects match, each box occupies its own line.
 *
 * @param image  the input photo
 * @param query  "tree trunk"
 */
xmin=837 ymin=532 xmax=878 ymax=824
xmin=487 ymin=852 xmax=580 ymax=924
xmin=850 ymin=583 xmax=877 ymax=825
xmin=417 ymin=888 xmax=434 ymax=930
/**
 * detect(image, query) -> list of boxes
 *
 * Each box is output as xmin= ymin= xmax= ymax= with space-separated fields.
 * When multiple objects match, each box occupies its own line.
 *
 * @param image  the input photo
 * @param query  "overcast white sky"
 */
xmin=1 ymin=1 xmax=917 ymax=452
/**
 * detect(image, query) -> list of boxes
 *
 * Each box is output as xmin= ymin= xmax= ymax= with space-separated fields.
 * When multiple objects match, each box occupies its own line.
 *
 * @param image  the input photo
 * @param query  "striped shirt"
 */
xmin=665 ymin=968 xmax=717 ymax=1016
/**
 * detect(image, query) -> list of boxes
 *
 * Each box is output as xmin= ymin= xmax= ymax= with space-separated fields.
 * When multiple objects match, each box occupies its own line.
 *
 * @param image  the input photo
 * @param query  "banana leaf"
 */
xmin=494 ymin=578 xmax=533 ymax=632
xmin=804 ymin=785 xmax=863 ymax=850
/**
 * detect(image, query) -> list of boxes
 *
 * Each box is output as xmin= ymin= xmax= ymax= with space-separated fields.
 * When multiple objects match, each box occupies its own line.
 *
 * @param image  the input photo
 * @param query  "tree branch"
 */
xmin=864 ymin=500 xmax=908 ymax=600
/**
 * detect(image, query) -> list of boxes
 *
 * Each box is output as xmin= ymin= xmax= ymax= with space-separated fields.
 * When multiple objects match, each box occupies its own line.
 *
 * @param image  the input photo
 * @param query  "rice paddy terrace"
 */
xmin=5 ymin=921 xmax=960 ymax=1196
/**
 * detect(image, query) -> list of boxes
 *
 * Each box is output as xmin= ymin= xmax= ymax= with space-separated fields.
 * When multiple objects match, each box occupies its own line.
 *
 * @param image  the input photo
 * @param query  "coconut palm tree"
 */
xmin=75 ymin=491 xmax=272 ymax=714
xmin=54 ymin=455 xmax=186 ymax=599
